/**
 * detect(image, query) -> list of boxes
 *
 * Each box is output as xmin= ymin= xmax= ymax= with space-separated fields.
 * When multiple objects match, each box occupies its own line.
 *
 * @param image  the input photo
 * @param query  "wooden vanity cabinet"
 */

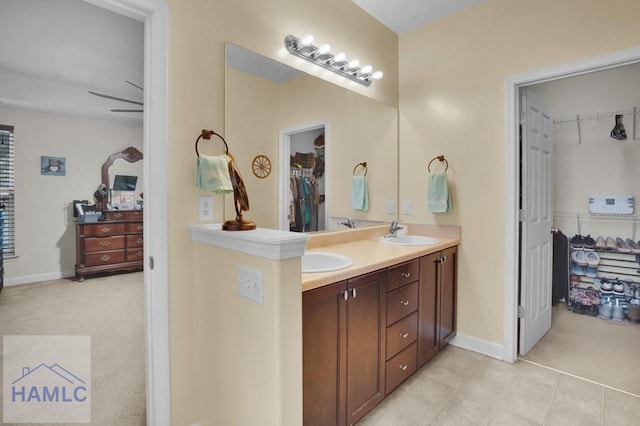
xmin=302 ymin=270 xmax=386 ymax=426
xmin=417 ymin=246 xmax=458 ymax=367
xmin=75 ymin=210 xmax=143 ymax=281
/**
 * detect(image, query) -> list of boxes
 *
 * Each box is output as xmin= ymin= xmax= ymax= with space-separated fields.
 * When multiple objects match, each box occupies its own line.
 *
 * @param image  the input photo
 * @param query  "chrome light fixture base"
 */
xmin=284 ymin=34 xmax=381 ymax=87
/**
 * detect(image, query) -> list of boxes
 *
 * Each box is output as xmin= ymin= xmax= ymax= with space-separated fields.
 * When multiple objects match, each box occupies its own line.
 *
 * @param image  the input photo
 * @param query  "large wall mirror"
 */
xmin=224 ymin=42 xmax=398 ymax=232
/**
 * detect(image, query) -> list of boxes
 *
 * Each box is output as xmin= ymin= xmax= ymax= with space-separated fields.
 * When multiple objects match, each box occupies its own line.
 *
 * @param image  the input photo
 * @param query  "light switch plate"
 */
xmin=403 ymin=200 xmax=412 ymax=215
xmin=237 ymin=265 xmax=263 ymax=304
xmin=387 ymin=200 xmax=395 ymax=214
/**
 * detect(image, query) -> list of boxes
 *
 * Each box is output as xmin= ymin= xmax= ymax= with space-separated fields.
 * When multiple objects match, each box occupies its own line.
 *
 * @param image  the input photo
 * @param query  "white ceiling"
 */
xmin=0 ymin=0 xmax=143 ymax=123
xmin=353 ymin=0 xmax=486 ymax=34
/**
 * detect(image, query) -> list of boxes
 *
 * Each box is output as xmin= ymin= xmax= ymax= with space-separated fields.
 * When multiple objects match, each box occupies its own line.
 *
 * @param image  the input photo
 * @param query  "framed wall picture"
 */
xmin=41 ymin=156 xmax=66 ymax=176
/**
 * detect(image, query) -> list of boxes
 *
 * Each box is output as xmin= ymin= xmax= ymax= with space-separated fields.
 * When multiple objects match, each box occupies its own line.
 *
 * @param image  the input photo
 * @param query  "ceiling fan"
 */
xmin=88 ymin=80 xmax=143 ymax=113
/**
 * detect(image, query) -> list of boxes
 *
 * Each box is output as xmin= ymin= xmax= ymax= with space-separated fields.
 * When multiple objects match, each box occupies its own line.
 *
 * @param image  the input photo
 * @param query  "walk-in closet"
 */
xmin=520 ymin=62 xmax=640 ymax=396
xmin=289 ymin=128 xmax=325 ymax=232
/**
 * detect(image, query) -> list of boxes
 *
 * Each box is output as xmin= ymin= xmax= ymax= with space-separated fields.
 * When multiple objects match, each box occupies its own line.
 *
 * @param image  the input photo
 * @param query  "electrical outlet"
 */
xmin=198 ymin=196 xmax=213 ymax=221
xmin=387 ymin=200 xmax=395 ymax=214
xmin=237 ymin=265 xmax=263 ymax=304
xmin=403 ymin=200 xmax=412 ymax=215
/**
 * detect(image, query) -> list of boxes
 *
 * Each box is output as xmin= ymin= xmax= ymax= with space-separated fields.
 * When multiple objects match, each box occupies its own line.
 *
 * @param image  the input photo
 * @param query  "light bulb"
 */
xmin=333 ymin=52 xmax=346 ymax=62
xmin=300 ymin=34 xmax=314 ymax=45
xmin=360 ymin=65 xmax=372 ymax=74
xmin=317 ymin=44 xmax=331 ymax=54
xmin=371 ymin=70 xmax=384 ymax=79
xmin=348 ymin=59 xmax=360 ymax=69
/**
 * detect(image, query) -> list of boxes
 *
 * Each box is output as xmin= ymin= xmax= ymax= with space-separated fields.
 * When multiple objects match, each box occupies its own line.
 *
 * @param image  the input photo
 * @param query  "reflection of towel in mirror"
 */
xmin=427 ymin=172 xmax=451 ymax=213
xmin=351 ymin=175 xmax=369 ymax=211
xmin=195 ymin=154 xmax=234 ymax=194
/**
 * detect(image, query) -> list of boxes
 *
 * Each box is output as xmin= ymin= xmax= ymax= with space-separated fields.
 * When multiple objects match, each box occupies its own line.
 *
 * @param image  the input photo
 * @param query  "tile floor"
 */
xmin=357 ymin=345 xmax=640 ymax=425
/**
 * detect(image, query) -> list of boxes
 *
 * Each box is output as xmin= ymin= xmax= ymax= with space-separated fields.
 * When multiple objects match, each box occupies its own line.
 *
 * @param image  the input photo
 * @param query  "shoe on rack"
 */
xmin=571 ymin=264 xmax=586 ymax=276
xmin=613 ymin=280 xmax=625 ymax=294
xmin=585 ymin=266 xmax=598 ymax=278
xmin=595 ymin=236 xmax=606 ymax=251
xmin=583 ymin=235 xmax=595 ymax=251
xmin=585 ymin=251 xmax=600 ymax=267
xmin=605 ymin=237 xmax=617 ymax=251
xmin=616 ymin=237 xmax=632 ymax=253
xmin=600 ymin=278 xmax=612 ymax=292
xmin=570 ymin=234 xmax=584 ymax=250
xmin=626 ymin=239 xmax=640 ymax=254
xmin=571 ymin=250 xmax=588 ymax=266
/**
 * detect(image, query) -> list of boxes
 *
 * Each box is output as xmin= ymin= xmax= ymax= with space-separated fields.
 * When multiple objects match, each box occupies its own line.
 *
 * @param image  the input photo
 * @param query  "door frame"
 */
xmin=278 ymin=119 xmax=329 ymax=231
xmin=503 ymin=46 xmax=640 ymax=363
xmin=84 ymin=0 xmax=170 ymax=424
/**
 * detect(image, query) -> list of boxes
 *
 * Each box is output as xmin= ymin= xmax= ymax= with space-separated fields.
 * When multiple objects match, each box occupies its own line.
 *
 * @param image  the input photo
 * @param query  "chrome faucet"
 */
xmin=385 ymin=220 xmax=404 ymax=238
xmin=338 ymin=218 xmax=356 ymax=229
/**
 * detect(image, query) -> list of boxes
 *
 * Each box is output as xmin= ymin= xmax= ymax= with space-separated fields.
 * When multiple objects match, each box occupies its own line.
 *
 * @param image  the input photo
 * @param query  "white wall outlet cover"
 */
xmin=403 ymin=200 xmax=412 ymax=215
xmin=198 ymin=196 xmax=213 ymax=221
xmin=387 ymin=200 xmax=395 ymax=214
xmin=236 ymin=265 xmax=263 ymax=304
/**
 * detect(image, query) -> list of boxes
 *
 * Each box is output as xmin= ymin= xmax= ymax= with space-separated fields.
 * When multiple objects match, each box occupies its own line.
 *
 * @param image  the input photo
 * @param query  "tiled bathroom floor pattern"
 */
xmin=357 ymin=345 xmax=640 ymax=425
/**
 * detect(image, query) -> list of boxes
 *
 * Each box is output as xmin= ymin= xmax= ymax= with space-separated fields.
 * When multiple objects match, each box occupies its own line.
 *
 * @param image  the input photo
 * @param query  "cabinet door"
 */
xmin=418 ymin=253 xmax=439 ymax=367
xmin=346 ymin=270 xmax=386 ymax=425
xmin=439 ymin=247 xmax=457 ymax=347
xmin=303 ymin=281 xmax=347 ymax=426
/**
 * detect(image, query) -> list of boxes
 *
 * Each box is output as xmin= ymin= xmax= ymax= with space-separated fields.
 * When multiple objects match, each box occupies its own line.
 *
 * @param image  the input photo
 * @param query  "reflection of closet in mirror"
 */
xmin=286 ymin=125 xmax=326 ymax=232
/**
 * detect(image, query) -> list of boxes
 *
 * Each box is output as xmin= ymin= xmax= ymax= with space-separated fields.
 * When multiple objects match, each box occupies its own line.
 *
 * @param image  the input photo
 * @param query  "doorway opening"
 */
xmin=504 ymin=46 xmax=640 ymax=364
xmin=279 ymin=120 xmax=329 ymax=232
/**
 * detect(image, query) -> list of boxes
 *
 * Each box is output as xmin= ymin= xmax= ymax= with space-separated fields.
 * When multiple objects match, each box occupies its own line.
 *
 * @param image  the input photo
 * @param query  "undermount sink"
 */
xmin=378 ymin=235 xmax=440 ymax=246
xmin=302 ymin=252 xmax=353 ymax=273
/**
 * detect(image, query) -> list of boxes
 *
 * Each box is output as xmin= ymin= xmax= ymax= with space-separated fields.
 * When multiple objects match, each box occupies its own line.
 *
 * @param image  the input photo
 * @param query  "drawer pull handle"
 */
xmin=351 ymin=288 xmax=357 ymax=298
xmin=136 ymin=238 xmax=143 ymax=244
xmin=99 ymin=241 xmax=111 ymax=247
xmin=400 ymin=300 xmax=409 ymax=306
xmin=114 ymin=213 xmax=123 ymax=219
xmin=400 ymin=332 xmax=409 ymax=338
xmin=401 ymin=272 xmax=411 ymax=278
xmin=343 ymin=290 xmax=349 ymax=301
xmin=100 ymin=255 xmax=111 ymax=262
xmin=100 ymin=226 xmax=111 ymax=233
xmin=135 ymin=251 xmax=143 ymax=258
xmin=400 ymin=364 xmax=408 ymax=371
xmin=136 ymin=225 xmax=143 ymax=231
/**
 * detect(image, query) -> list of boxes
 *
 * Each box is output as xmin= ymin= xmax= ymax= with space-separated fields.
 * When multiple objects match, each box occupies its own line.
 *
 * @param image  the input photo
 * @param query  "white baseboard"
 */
xmin=4 ymin=271 xmax=75 ymax=287
xmin=449 ymin=332 xmax=505 ymax=361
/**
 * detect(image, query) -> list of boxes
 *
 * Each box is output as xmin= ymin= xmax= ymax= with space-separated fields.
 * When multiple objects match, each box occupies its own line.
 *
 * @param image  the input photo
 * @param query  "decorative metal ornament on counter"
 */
xmin=195 ymin=129 xmax=256 ymax=231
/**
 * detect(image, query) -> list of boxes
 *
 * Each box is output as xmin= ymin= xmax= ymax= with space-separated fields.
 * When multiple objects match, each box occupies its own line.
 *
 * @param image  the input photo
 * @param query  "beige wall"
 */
xmin=225 ymin=67 xmax=398 ymax=229
xmin=398 ymin=0 xmax=640 ymax=344
xmin=166 ymin=0 xmax=397 ymax=423
xmin=1 ymin=105 xmax=142 ymax=284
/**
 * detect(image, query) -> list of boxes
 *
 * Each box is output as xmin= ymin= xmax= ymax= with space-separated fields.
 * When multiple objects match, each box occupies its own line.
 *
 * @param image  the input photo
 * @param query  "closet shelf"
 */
xmin=553 ymin=106 xmax=639 ymax=125
xmin=554 ymin=211 xmax=638 ymax=223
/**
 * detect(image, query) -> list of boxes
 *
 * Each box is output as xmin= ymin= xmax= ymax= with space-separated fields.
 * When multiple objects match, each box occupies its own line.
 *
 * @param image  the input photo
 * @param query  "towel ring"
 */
xmin=427 ymin=155 xmax=448 ymax=173
xmin=195 ymin=129 xmax=229 ymax=157
xmin=353 ymin=162 xmax=368 ymax=176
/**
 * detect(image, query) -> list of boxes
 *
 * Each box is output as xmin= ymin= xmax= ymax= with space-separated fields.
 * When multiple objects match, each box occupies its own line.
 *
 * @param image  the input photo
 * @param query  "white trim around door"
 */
xmin=503 ymin=46 xmax=640 ymax=363
xmin=84 ymin=0 xmax=170 ymax=424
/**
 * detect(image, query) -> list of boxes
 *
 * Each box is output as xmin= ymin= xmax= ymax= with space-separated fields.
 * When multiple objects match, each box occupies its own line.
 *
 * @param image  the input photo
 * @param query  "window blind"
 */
xmin=0 ymin=125 xmax=15 ymax=256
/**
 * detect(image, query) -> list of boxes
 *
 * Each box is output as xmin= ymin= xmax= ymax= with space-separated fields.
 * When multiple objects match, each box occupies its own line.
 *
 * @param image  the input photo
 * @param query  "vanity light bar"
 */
xmin=284 ymin=34 xmax=383 ymax=87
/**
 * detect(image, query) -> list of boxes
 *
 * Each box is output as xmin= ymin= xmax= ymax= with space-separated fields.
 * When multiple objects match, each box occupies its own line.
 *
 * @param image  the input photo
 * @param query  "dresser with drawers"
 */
xmin=75 ymin=210 xmax=143 ymax=281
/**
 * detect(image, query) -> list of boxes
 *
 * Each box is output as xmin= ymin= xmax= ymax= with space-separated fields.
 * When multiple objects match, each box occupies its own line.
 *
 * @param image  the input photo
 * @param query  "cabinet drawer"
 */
xmin=125 ymin=222 xmax=143 ymax=233
xmin=126 ymin=235 xmax=144 ymax=248
xmin=103 ymin=210 xmax=143 ymax=221
xmin=386 ymin=311 xmax=418 ymax=360
xmin=126 ymin=248 xmax=144 ymax=261
xmin=82 ymin=223 xmax=125 ymax=237
xmin=85 ymin=250 xmax=125 ymax=266
xmin=387 ymin=281 xmax=418 ymax=325
xmin=386 ymin=343 xmax=417 ymax=395
xmin=387 ymin=259 xmax=419 ymax=292
xmin=84 ymin=236 xmax=125 ymax=253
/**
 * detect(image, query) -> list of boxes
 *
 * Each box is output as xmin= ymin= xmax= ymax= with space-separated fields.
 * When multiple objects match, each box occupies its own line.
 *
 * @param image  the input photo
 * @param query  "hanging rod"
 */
xmin=553 ymin=106 xmax=639 ymax=125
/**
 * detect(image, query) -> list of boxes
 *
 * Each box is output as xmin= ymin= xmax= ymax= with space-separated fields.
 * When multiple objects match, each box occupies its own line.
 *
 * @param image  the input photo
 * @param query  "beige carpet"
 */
xmin=521 ymin=304 xmax=640 ymax=396
xmin=0 ymin=272 xmax=146 ymax=425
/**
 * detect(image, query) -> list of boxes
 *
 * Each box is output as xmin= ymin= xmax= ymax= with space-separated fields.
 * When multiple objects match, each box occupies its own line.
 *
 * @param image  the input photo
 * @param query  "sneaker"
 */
xmin=616 ymin=237 xmax=631 ymax=253
xmin=570 ymin=234 xmax=584 ymax=250
xmin=571 ymin=250 xmax=588 ymax=266
xmin=613 ymin=280 xmax=625 ymax=294
xmin=626 ymin=239 xmax=640 ymax=254
xmin=605 ymin=237 xmax=617 ymax=251
xmin=583 ymin=235 xmax=595 ymax=251
xmin=601 ymin=278 xmax=613 ymax=291
xmin=595 ymin=236 xmax=606 ymax=251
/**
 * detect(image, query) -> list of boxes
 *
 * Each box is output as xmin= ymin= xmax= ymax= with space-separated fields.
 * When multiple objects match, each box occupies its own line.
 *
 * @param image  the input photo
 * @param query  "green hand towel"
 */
xmin=351 ymin=175 xmax=369 ymax=211
xmin=427 ymin=172 xmax=451 ymax=213
xmin=195 ymin=154 xmax=233 ymax=194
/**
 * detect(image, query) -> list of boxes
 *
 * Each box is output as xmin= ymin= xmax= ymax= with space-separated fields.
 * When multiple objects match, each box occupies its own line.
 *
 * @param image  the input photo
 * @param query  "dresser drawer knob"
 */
xmin=135 ymin=251 xmax=143 ymax=258
xmin=136 ymin=225 xmax=143 ymax=231
xmin=136 ymin=238 xmax=143 ymax=245
xmin=400 ymin=332 xmax=409 ymax=338
xmin=401 ymin=272 xmax=411 ymax=278
xmin=114 ymin=213 xmax=124 ymax=219
xmin=100 ymin=226 xmax=111 ymax=233
xmin=400 ymin=364 xmax=408 ymax=371
xmin=400 ymin=300 xmax=409 ymax=306
xmin=100 ymin=255 xmax=111 ymax=262
xmin=99 ymin=241 xmax=111 ymax=247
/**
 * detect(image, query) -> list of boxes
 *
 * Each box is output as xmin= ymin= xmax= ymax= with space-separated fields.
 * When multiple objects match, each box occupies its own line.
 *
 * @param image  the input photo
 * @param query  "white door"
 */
xmin=519 ymin=88 xmax=553 ymax=355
